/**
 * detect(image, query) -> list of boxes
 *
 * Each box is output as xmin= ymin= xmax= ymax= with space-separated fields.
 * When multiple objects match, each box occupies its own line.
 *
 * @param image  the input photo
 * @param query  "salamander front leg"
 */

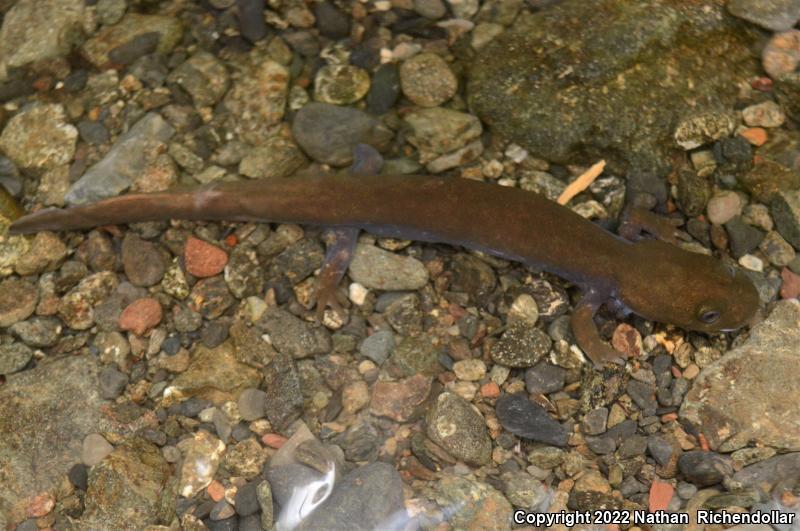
xmin=619 ymin=206 xmax=684 ymax=244
xmin=571 ymin=290 xmax=624 ymax=368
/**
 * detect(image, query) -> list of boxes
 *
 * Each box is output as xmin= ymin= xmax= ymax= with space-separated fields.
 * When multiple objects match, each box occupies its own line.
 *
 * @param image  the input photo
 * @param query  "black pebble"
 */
xmin=234 ymin=480 xmax=261 ymax=516
xmin=315 ymin=1 xmax=351 ymax=39
xmin=68 ymin=463 xmax=88 ymax=491
xmin=237 ymin=0 xmax=268 ymax=42
xmin=678 ymin=450 xmax=733 ymax=487
xmin=495 ymin=394 xmax=569 ymax=446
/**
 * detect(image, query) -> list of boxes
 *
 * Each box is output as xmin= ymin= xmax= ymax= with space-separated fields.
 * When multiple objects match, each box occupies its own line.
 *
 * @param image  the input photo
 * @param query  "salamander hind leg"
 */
xmin=618 ymin=206 xmax=685 ymax=244
xmin=314 ymin=144 xmax=384 ymax=322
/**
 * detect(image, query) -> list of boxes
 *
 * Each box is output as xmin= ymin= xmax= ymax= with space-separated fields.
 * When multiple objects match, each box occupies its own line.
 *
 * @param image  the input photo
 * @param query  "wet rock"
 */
xmin=384 ymin=293 xmax=423 ymax=335
xmin=119 ymin=298 xmax=162 ymax=336
xmin=370 ymin=374 xmax=432 ymax=422
xmin=238 ymin=388 xmax=268 ymax=421
xmin=728 ymin=0 xmax=800 ymax=32
xmin=8 ymin=316 xmax=61 ymax=347
xmin=81 ymin=13 xmax=183 ymax=67
xmin=291 ymin=102 xmax=391 ymax=166
xmin=239 ymin=136 xmax=307 ymax=179
xmin=349 ymin=244 xmax=429 ymax=290
xmin=359 ymin=329 xmax=395 ymax=365
xmin=426 ymin=392 xmax=492 ymax=465
xmin=184 ymin=236 xmax=228 ymax=278
xmin=223 ymin=52 xmax=288 ymax=145
xmin=257 ymin=307 xmax=331 ymax=359
xmin=390 ymin=335 xmax=443 ymax=377
xmin=495 ymin=393 xmax=569 ymax=446
xmin=0 ymin=355 xmax=106 ymax=524
xmin=262 ymin=351 xmax=304 ymax=430
xmin=99 ymin=366 xmax=129 ymax=399
xmin=491 ymin=322 xmax=552 ymax=368
xmin=733 ymin=452 xmax=800 ymax=492
xmin=0 ymin=104 xmax=77 ymax=171
xmin=367 ymin=64 xmax=400 ymax=115
xmin=314 ymin=1 xmax=350 ymax=39
xmin=269 ymin=238 xmax=324 ymax=284
xmin=0 ymin=342 xmax=32 ymax=375
xmin=404 ymin=107 xmax=482 ymax=164
xmin=742 ymin=100 xmax=786 ymax=128
xmin=220 ymin=438 xmax=267 ymax=479
xmin=449 ymin=253 xmax=496 ymax=301
xmin=237 ymin=0 xmax=269 ymax=41
xmin=582 ymin=407 xmax=609 ymax=436
xmin=165 ymin=341 xmax=262 ymax=406
xmin=296 ymin=462 xmax=404 ymax=530
xmin=177 ymin=431 xmax=226 ymax=497
xmin=678 ymin=450 xmax=733 ymax=487
xmin=399 ymin=53 xmax=457 ymax=107
xmin=58 ymin=271 xmax=118 ymax=330
xmin=188 ymin=277 xmax=234 ymax=319
xmin=725 ymin=216 xmax=765 ymax=258
xmin=168 ymin=51 xmax=230 ymax=107
xmin=121 ymin=233 xmax=166 ymax=287
xmin=772 ymin=189 xmax=800 ymax=249
xmin=759 ymin=230 xmax=796 ymax=266
xmin=81 ymin=437 xmax=171 ymax=529
xmin=706 ymin=190 xmax=743 ymax=225
xmin=680 ymin=300 xmax=800 ymax=452
xmin=66 ymin=112 xmax=175 ymax=205
xmin=314 ymin=64 xmax=370 ymax=105
xmin=433 ymin=474 xmax=512 ymax=530
xmin=0 ymin=0 xmax=86 ymax=79
xmin=626 ymin=379 xmax=657 ymax=414
xmin=0 ymin=277 xmax=38 ymax=327
xmin=469 ymin=0 xmax=757 ymax=177
xmin=82 ymin=433 xmax=114 ymax=466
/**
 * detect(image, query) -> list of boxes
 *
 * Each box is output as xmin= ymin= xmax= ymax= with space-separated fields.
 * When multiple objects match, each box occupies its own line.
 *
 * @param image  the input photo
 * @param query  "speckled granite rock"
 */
xmin=468 ymin=0 xmax=758 ymax=179
xmin=680 ymin=300 xmax=800 ymax=452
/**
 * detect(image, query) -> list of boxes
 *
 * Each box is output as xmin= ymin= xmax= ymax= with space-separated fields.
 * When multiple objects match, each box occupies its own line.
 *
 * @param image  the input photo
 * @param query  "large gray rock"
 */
xmin=680 ymin=300 xmax=800 ymax=452
xmin=468 ymin=0 xmax=759 ymax=180
xmin=0 ymin=355 xmax=108 ymax=526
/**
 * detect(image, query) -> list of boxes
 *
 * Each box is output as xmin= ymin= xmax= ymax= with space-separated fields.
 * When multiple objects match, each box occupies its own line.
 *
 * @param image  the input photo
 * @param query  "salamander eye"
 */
xmin=698 ymin=308 xmax=721 ymax=324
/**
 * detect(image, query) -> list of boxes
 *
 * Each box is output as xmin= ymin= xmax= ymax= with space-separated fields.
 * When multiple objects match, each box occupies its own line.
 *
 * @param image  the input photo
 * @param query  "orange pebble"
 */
xmin=262 ymin=433 xmax=287 ymax=449
xmin=739 ymin=127 xmax=768 ymax=146
xmin=207 ymin=480 xmax=225 ymax=502
xmin=480 ymin=381 xmax=501 ymax=398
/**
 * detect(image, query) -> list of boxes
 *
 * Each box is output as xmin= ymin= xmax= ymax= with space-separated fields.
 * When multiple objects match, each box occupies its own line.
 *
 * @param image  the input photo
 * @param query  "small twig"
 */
xmin=556 ymin=160 xmax=606 ymax=205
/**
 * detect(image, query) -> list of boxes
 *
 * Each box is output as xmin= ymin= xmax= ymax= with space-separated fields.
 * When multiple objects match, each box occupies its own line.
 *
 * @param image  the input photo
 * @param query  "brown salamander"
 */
xmin=8 ymin=157 xmax=759 ymax=366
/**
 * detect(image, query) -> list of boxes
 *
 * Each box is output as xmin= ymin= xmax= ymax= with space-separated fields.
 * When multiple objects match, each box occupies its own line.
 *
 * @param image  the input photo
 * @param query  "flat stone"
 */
xmin=0 ymin=277 xmax=37 ymax=327
xmin=81 ymin=13 xmax=182 ymax=67
xmin=118 ymin=297 xmax=163 ymax=336
xmin=728 ymin=0 xmax=800 ymax=32
xmin=65 ymin=112 xmax=174 ymax=205
xmin=370 ymin=374 xmax=432 ymax=422
xmin=772 ymin=189 xmax=800 ymax=249
xmin=495 ymin=393 xmax=569 ymax=446
xmin=164 ymin=340 xmax=262 ymax=406
xmin=680 ymin=300 xmax=800 ymax=452
xmin=349 ymin=243 xmax=429 ymax=291
xmin=468 ymin=0 xmax=758 ymax=178
xmin=184 ymin=236 xmax=228 ymax=278
xmin=0 ymin=355 xmax=107 ymax=525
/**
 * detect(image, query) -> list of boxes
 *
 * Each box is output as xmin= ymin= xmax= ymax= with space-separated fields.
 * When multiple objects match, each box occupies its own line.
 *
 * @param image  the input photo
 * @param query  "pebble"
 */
xmin=77 ymin=120 xmax=110 ymax=146
xmin=359 ymin=329 xmax=395 ymax=365
xmin=762 ymin=29 xmax=800 ymax=79
xmin=648 ymin=480 xmax=674 ymax=512
xmin=739 ymin=127 xmax=768 ymax=146
xmin=781 ymin=267 xmax=800 ymax=298
xmin=426 ymin=392 xmax=491 ymax=465
xmin=121 ymin=233 xmax=166 ymax=287
xmin=399 ymin=53 xmax=458 ymax=107
xmin=581 ymin=407 xmax=609 ymax=435
xmin=185 ymin=236 xmax=228 ymax=278
xmin=177 ymin=431 xmax=226 ymax=498
xmin=390 ymin=336 xmax=442 ymax=377
xmin=119 ymin=298 xmax=163 ymax=336
xmin=234 ymin=480 xmax=261 ymax=517
xmin=167 ymin=51 xmax=231 ymax=107
xmin=728 ymin=0 xmax=800 ymax=32
xmin=524 ymin=362 xmax=566 ymax=394
xmin=647 ymin=435 xmax=675 ymax=466
xmin=404 ymin=107 xmax=482 ymax=163
xmin=453 ymin=359 xmax=486 ymax=381
xmin=706 ymin=191 xmax=742 ymax=225
xmin=81 ymin=13 xmax=183 ymax=67
xmin=366 ymin=63 xmax=400 ymax=115
xmin=0 ymin=342 xmax=33 ymax=375
xmin=314 ymin=1 xmax=350 ymax=39
xmin=237 ymin=388 xmax=268 ymax=421
xmin=678 ymin=450 xmax=733 ymax=487
xmin=742 ymin=100 xmax=786 ymax=128
xmin=772 ymin=189 xmax=800 ymax=249
xmin=674 ymin=111 xmax=737 ymax=150
xmin=348 ymin=244 xmax=428 ymax=290
xmin=99 ymin=366 xmax=129 ymax=399
xmin=239 ymin=137 xmax=306 ymax=180
xmin=291 ymin=102 xmax=391 ymax=166
xmin=0 ymin=278 xmax=38 ymax=327
xmin=223 ymin=55 xmax=288 ymax=144
xmin=82 ymin=433 xmax=114 ymax=466
xmin=491 ymin=322 xmax=552 ymax=368
xmin=414 ymin=0 xmax=447 ymax=18
xmin=238 ymin=0 xmax=269 ymax=42
xmin=9 ymin=317 xmax=61 ymax=347
xmin=759 ymin=230 xmax=796 ymax=266
xmin=0 ymin=104 xmax=77 ymax=171
xmin=725 ymin=216 xmax=765 ymax=258
xmin=188 ymin=277 xmax=234 ymax=319
xmin=257 ymin=307 xmax=330 ymax=358
xmin=314 ymin=64 xmax=370 ymax=105
xmin=495 ymin=393 xmax=569 ymax=446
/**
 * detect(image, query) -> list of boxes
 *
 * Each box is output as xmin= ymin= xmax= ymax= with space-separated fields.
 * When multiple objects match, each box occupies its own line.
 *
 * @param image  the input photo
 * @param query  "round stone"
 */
xmin=399 ymin=53 xmax=458 ymax=107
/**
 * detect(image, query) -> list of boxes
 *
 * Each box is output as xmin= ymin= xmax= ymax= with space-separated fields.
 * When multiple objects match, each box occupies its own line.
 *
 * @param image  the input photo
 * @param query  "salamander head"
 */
xmin=618 ymin=239 xmax=759 ymax=333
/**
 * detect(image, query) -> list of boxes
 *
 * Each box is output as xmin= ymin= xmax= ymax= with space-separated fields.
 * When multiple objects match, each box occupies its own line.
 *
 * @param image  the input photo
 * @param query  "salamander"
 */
xmin=8 ymin=147 xmax=759 ymax=367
